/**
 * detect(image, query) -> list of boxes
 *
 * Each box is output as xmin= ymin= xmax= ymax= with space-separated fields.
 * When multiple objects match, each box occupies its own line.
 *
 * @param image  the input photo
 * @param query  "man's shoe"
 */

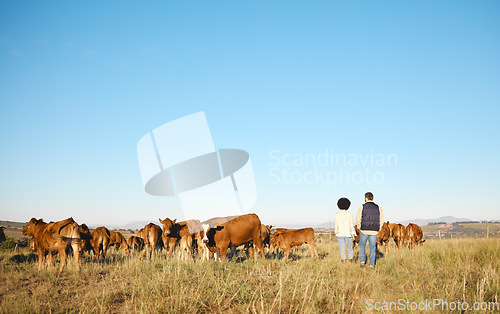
xmin=360 ymin=263 xmax=365 ymax=267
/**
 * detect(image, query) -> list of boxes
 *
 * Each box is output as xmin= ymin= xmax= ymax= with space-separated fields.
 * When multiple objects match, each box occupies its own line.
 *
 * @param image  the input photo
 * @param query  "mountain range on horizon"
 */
xmin=98 ymin=215 xmax=475 ymax=230
xmin=314 ymin=216 xmax=474 ymax=229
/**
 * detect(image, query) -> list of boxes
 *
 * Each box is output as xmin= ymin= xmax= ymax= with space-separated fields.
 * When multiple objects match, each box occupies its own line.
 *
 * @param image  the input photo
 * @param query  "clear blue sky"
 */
xmin=1 ymin=1 xmax=499 ymax=227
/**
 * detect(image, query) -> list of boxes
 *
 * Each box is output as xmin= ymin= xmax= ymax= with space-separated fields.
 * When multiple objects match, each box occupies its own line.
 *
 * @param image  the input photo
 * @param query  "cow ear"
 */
xmin=159 ymin=218 xmax=164 ymax=224
xmin=215 ymin=226 xmax=224 ymax=231
xmin=172 ymin=219 xmax=177 ymax=224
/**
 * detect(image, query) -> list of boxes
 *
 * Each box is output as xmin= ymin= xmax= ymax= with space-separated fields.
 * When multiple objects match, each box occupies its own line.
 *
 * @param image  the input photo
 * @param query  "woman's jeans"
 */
xmin=337 ymin=236 xmax=353 ymax=260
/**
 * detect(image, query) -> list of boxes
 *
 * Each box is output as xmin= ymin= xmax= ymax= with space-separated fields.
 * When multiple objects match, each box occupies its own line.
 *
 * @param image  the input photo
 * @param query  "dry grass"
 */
xmin=0 ymin=237 xmax=499 ymax=313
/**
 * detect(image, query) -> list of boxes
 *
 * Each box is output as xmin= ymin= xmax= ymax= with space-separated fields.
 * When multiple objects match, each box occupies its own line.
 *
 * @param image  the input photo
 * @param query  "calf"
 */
xmin=109 ymin=231 xmax=130 ymax=255
xmin=270 ymin=228 xmax=318 ymax=262
xmin=376 ymin=222 xmax=391 ymax=253
xmin=389 ymin=223 xmax=406 ymax=248
xmin=78 ymin=224 xmax=94 ymax=256
xmin=139 ymin=223 xmax=163 ymax=258
xmin=353 ymin=225 xmax=360 ymax=247
xmin=128 ymin=236 xmax=145 ymax=252
xmin=0 ymin=226 xmax=6 ymax=243
xmin=159 ymin=218 xmax=201 ymax=260
xmin=91 ymin=226 xmax=111 ymax=260
xmin=405 ymin=223 xmax=425 ymax=249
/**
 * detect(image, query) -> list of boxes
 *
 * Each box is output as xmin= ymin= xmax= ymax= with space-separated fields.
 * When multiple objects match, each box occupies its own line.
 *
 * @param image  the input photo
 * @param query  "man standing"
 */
xmin=356 ymin=192 xmax=384 ymax=267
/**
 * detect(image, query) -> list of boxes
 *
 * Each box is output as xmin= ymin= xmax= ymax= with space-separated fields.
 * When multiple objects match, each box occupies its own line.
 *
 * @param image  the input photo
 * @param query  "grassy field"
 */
xmin=0 ymin=236 xmax=499 ymax=313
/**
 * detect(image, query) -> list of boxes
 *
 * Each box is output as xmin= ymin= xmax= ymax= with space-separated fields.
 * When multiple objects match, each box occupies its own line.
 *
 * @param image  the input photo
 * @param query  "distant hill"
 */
xmin=315 ymin=216 xmax=472 ymax=229
xmin=0 ymin=220 xmax=26 ymax=229
xmin=396 ymin=216 xmax=471 ymax=226
xmin=122 ymin=220 xmax=159 ymax=230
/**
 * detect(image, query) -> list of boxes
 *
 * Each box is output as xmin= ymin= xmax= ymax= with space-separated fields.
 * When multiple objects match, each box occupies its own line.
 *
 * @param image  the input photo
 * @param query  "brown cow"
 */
xmin=353 ymin=225 xmax=360 ymax=247
xmin=128 ymin=235 xmax=144 ymax=252
xmin=243 ymin=224 xmax=273 ymax=259
xmin=139 ymin=223 xmax=163 ymax=258
xmin=159 ymin=218 xmax=201 ymax=260
xmin=261 ymin=225 xmax=273 ymax=249
xmin=201 ymin=214 xmax=266 ymax=261
xmin=376 ymin=222 xmax=391 ymax=253
xmin=91 ymin=226 xmax=111 ymax=260
xmin=388 ymin=223 xmax=406 ymax=248
xmin=270 ymin=228 xmax=318 ymax=262
xmin=197 ymin=216 xmax=239 ymax=260
xmin=0 ymin=226 xmax=6 ymax=243
xmin=78 ymin=224 xmax=94 ymax=256
xmin=109 ymin=231 xmax=130 ymax=255
xmin=22 ymin=217 xmax=84 ymax=273
xmin=405 ymin=223 xmax=425 ymax=248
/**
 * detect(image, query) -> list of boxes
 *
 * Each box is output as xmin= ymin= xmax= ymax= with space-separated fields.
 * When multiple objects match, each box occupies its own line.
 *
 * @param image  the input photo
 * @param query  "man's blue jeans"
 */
xmin=359 ymin=231 xmax=377 ymax=266
xmin=337 ymin=237 xmax=353 ymax=261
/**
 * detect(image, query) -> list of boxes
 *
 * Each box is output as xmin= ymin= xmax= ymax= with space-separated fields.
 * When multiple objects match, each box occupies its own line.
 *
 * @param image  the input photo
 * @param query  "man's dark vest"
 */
xmin=361 ymin=202 xmax=380 ymax=231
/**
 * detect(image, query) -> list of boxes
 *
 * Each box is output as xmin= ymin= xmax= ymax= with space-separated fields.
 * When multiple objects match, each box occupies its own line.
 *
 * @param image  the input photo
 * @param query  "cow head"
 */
xmin=159 ymin=218 xmax=176 ymax=236
xmin=201 ymin=224 xmax=224 ymax=244
xmin=22 ymin=218 xmax=42 ymax=236
xmin=78 ymin=224 xmax=93 ymax=253
xmin=269 ymin=232 xmax=280 ymax=246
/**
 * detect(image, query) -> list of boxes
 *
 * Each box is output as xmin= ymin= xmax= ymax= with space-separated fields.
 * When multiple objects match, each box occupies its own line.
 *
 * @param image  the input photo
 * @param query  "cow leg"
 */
xmin=179 ymin=237 xmax=188 ymax=261
xmin=58 ymin=248 xmax=67 ymax=274
xmin=47 ymin=252 xmax=55 ymax=269
xmin=228 ymin=244 xmax=237 ymax=260
xmin=71 ymin=242 xmax=81 ymax=272
xmin=186 ymin=236 xmax=193 ymax=261
xmin=179 ymin=237 xmax=186 ymax=261
xmin=284 ymin=247 xmax=290 ymax=262
xmin=187 ymin=236 xmax=193 ymax=261
xmin=253 ymin=239 xmax=266 ymax=260
xmin=37 ymin=249 xmax=44 ymax=271
xmin=218 ymin=243 xmax=229 ymax=261
xmin=167 ymin=238 xmax=176 ymax=259
xmin=309 ymin=242 xmax=319 ymax=258
xmin=203 ymin=245 xmax=209 ymax=261
xmin=92 ymin=243 xmax=99 ymax=260
xmin=247 ymin=245 xmax=255 ymax=259
xmin=200 ymin=244 xmax=207 ymax=260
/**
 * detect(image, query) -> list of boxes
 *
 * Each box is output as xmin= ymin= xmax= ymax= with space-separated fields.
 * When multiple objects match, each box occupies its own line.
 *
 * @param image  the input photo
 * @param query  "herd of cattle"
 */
xmin=19 ymin=213 xmax=424 ymax=273
xmin=354 ymin=222 xmax=425 ymax=253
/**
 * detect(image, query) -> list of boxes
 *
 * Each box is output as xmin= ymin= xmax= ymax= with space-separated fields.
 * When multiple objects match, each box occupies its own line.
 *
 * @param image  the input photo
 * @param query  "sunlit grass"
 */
xmin=0 ymin=237 xmax=498 ymax=313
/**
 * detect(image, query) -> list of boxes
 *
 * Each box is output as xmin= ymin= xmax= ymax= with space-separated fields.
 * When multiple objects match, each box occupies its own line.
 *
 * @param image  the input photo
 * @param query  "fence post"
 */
xmin=329 ymin=219 xmax=332 ymax=242
xmin=487 ymin=225 xmax=489 ymax=239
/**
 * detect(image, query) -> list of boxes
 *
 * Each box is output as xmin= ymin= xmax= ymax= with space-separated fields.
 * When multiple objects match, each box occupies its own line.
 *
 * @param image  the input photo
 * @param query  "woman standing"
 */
xmin=335 ymin=197 xmax=356 ymax=262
